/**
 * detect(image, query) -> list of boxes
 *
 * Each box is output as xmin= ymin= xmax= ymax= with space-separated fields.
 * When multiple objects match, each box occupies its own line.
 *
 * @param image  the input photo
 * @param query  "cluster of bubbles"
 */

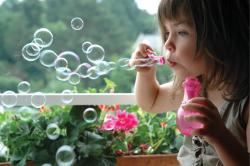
xmin=2 ymin=16 xmax=164 ymax=109
xmin=0 ymin=16 xmax=162 ymax=165
xmin=1 ymin=81 xmax=48 ymax=109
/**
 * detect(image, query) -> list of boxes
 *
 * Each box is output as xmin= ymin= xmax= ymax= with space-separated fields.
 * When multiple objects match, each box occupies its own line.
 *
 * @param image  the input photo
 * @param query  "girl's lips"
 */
xmin=167 ymin=59 xmax=177 ymax=67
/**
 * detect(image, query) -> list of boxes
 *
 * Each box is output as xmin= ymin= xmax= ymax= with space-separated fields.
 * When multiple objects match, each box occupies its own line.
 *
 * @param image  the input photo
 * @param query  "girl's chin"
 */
xmin=173 ymin=69 xmax=195 ymax=79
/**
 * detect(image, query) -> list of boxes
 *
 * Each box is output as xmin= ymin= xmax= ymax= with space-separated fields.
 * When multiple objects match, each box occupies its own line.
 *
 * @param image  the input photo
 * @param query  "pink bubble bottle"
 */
xmin=176 ymin=76 xmax=203 ymax=136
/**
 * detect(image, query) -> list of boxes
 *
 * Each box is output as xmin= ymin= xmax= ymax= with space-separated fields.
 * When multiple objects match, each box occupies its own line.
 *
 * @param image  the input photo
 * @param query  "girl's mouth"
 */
xmin=167 ymin=59 xmax=177 ymax=67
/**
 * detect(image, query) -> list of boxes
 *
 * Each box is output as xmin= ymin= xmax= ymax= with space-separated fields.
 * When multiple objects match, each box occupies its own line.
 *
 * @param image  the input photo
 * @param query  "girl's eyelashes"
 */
xmin=164 ymin=30 xmax=189 ymax=39
xmin=178 ymin=31 xmax=189 ymax=36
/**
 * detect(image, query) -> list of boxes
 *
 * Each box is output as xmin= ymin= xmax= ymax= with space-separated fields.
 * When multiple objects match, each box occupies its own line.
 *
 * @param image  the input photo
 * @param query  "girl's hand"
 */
xmin=130 ymin=43 xmax=156 ymax=73
xmin=182 ymin=97 xmax=228 ymax=145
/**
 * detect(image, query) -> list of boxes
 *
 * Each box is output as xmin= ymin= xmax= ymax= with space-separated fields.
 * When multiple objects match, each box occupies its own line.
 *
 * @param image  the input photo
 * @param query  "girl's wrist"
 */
xmin=208 ymin=125 xmax=230 ymax=146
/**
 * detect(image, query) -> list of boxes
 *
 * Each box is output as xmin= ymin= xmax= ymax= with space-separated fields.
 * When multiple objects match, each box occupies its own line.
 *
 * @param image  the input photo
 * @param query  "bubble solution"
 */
xmin=176 ymin=76 xmax=204 ymax=136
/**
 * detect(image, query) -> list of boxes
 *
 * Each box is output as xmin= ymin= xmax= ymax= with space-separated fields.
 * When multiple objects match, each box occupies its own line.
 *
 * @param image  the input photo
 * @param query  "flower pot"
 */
xmin=116 ymin=153 xmax=179 ymax=166
xmin=0 ymin=161 xmax=34 ymax=166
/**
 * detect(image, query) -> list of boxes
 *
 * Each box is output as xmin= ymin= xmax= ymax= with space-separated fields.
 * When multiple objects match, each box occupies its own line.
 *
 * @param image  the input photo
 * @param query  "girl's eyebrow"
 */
xmin=173 ymin=20 xmax=190 ymax=26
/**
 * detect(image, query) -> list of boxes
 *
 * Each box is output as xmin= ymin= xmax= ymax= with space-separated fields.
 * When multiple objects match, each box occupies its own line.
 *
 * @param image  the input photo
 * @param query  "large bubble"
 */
xmin=22 ymin=43 xmax=41 ymax=62
xmin=46 ymin=123 xmax=60 ymax=140
xmin=87 ymin=66 xmax=100 ymax=80
xmin=56 ymin=145 xmax=75 ymax=166
xmin=83 ymin=107 xmax=98 ymax=123
xmin=68 ymin=72 xmax=81 ymax=85
xmin=82 ymin=41 xmax=92 ymax=53
xmin=1 ymin=91 xmax=17 ymax=108
xmin=95 ymin=61 xmax=110 ymax=75
xmin=117 ymin=58 xmax=134 ymax=70
xmin=61 ymin=89 xmax=73 ymax=104
xmin=33 ymin=28 xmax=53 ymax=48
xmin=31 ymin=92 xmax=46 ymax=108
xmin=58 ymin=51 xmax=80 ymax=72
xmin=39 ymin=50 xmax=58 ymax=67
xmin=71 ymin=17 xmax=84 ymax=30
xmin=55 ymin=57 xmax=69 ymax=72
xmin=86 ymin=44 xmax=105 ymax=64
xmin=17 ymin=81 xmax=31 ymax=93
xmin=76 ymin=63 xmax=92 ymax=78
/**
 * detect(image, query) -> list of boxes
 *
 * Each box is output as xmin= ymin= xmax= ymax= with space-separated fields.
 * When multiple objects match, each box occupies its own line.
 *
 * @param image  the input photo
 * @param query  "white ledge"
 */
xmin=0 ymin=93 xmax=136 ymax=106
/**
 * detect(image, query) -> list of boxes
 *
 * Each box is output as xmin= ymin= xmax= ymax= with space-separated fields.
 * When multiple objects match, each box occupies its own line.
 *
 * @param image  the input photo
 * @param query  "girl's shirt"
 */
xmin=177 ymin=96 xmax=249 ymax=166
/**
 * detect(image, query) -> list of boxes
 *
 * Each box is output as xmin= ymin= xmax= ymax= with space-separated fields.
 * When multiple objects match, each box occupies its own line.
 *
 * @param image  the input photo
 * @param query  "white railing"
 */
xmin=0 ymin=93 xmax=136 ymax=106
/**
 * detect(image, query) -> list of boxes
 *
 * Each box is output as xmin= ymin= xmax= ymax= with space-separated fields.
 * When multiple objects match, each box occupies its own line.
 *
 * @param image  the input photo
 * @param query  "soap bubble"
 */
xmin=18 ymin=106 xmax=33 ymax=113
xmin=33 ymin=28 xmax=53 ymax=48
xmin=71 ymin=17 xmax=84 ymax=30
xmin=1 ymin=91 xmax=17 ymax=108
xmin=56 ymin=68 xmax=71 ymax=81
xmin=82 ymin=41 xmax=92 ymax=53
xmin=22 ymin=43 xmax=41 ymax=61
xmin=117 ymin=58 xmax=134 ymax=70
xmin=18 ymin=106 xmax=35 ymax=120
xmin=86 ymin=44 xmax=105 ymax=64
xmin=96 ymin=0 xmax=103 ymax=3
xmin=83 ymin=108 xmax=97 ymax=123
xmin=46 ymin=123 xmax=60 ymax=140
xmin=76 ymin=63 xmax=92 ymax=78
xmin=17 ymin=81 xmax=31 ymax=93
xmin=58 ymin=51 xmax=80 ymax=72
xmin=0 ymin=105 xmax=4 ymax=114
xmin=107 ymin=61 xmax=116 ymax=71
xmin=87 ymin=66 xmax=100 ymax=80
xmin=31 ymin=92 xmax=46 ymax=108
xmin=55 ymin=57 xmax=69 ymax=73
xmin=0 ymin=142 xmax=8 ymax=157
xmin=95 ymin=61 xmax=110 ymax=75
xmin=32 ymin=38 xmax=44 ymax=49
xmin=41 ymin=164 xmax=52 ymax=166
xmin=56 ymin=145 xmax=75 ymax=166
xmin=61 ymin=89 xmax=73 ymax=104
xmin=68 ymin=72 xmax=81 ymax=85
xmin=39 ymin=50 xmax=57 ymax=67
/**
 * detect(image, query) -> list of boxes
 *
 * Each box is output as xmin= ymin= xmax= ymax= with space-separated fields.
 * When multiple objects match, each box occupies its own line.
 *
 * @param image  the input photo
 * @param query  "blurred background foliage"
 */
xmin=0 ymin=0 xmax=173 ymax=93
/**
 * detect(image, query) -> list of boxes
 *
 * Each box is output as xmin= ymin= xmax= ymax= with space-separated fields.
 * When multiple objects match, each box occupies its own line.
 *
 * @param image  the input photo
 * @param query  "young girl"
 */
xmin=131 ymin=0 xmax=249 ymax=165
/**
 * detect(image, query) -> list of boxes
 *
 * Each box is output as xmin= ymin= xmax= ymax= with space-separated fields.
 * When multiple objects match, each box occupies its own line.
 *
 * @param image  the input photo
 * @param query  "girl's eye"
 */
xmin=178 ymin=31 xmax=189 ymax=36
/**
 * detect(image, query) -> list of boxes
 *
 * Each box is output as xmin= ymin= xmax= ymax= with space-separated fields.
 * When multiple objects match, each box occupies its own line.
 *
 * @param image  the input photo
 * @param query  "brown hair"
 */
xmin=157 ymin=0 xmax=249 ymax=101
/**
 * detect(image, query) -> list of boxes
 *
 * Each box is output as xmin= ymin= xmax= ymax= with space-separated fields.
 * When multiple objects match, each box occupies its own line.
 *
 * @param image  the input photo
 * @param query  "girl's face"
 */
xmin=163 ymin=17 xmax=206 ymax=79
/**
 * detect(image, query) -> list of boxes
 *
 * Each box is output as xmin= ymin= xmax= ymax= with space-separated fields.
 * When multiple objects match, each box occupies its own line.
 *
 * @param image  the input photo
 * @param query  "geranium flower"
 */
xmin=39 ymin=105 xmax=51 ymax=113
xmin=114 ymin=110 xmax=138 ymax=132
xmin=101 ymin=110 xmax=138 ymax=132
xmin=101 ymin=114 xmax=116 ymax=131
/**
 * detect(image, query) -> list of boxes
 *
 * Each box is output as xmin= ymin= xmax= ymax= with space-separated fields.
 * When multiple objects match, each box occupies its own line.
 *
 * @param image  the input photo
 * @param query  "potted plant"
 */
xmin=0 ymin=80 xmax=182 ymax=166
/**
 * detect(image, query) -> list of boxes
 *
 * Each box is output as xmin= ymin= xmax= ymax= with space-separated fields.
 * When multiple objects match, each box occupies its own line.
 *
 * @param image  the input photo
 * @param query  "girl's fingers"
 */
xmin=184 ymin=114 xmax=208 ymax=125
xmin=188 ymin=97 xmax=217 ymax=109
xmin=182 ymin=103 xmax=212 ymax=117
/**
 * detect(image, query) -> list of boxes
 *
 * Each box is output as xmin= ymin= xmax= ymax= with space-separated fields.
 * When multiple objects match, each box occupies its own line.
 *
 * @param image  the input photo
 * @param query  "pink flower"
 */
xmin=101 ymin=110 xmax=139 ymax=132
xmin=101 ymin=114 xmax=116 ymax=131
xmin=114 ymin=110 xmax=138 ymax=132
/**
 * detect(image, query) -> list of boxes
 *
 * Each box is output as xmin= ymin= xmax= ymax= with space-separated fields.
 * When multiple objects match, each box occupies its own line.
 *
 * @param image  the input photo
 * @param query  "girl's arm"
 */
xmin=211 ymin=125 xmax=249 ymax=166
xmin=132 ymin=43 xmax=182 ymax=113
xmin=135 ymin=75 xmax=182 ymax=113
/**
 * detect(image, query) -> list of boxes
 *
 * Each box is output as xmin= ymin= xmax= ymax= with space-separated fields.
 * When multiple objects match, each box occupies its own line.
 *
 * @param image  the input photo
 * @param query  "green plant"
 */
xmin=0 ymin=79 xmax=183 ymax=165
xmin=0 ymin=104 xmax=183 ymax=166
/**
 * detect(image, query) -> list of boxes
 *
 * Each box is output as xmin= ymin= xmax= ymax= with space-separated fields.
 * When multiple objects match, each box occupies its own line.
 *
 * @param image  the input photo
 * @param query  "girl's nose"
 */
xmin=164 ymin=39 xmax=175 ymax=53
